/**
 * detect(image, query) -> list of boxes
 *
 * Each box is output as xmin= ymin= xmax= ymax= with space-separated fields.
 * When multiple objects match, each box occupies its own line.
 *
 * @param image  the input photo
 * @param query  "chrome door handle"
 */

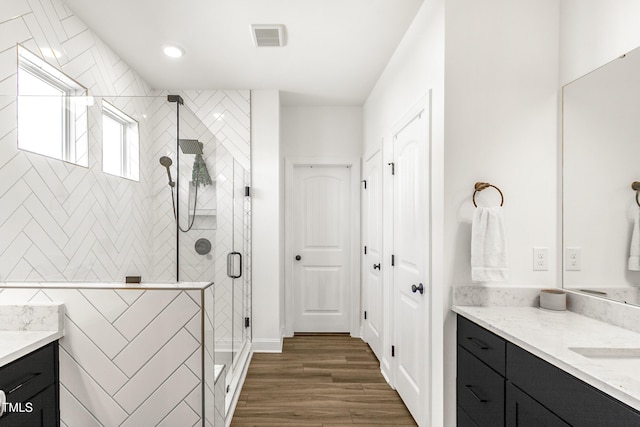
xmin=411 ymin=283 xmax=424 ymax=294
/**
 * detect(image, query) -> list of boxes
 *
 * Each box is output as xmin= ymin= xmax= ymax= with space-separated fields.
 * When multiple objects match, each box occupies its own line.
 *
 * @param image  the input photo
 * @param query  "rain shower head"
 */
xmin=178 ymin=139 xmax=203 ymax=155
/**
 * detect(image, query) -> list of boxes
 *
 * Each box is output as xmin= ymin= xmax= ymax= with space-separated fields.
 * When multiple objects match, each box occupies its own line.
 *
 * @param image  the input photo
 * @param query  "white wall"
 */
xmin=281 ymin=106 xmax=362 ymax=158
xmin=250 ymin=89 xmax=283 ymax=352
xmin=443 ymin=0 xmax=559 ymax=424
xmin=560 ymin=0 xmax=640 ymax=85
xmin=363 ymin=0 xmax=445 ymax=425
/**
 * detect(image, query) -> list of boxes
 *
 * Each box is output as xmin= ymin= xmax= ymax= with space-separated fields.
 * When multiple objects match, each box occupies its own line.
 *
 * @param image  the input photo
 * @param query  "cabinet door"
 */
xmin=506 ymin=382 xmax=569 ymax=427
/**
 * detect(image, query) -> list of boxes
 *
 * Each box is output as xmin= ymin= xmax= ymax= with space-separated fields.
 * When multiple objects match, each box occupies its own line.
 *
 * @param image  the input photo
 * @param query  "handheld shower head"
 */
xmin=159 ymin=156 xmax=175 ymax=187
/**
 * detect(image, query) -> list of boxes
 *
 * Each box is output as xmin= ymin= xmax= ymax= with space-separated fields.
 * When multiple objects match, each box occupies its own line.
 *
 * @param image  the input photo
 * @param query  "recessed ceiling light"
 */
xmin=163 ymin=45 xmax=184 ymax=58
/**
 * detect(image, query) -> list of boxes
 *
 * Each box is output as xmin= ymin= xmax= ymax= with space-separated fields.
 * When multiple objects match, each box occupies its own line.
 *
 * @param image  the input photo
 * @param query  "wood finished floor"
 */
xmin=231 ymin=334 xmax=417 ymax=426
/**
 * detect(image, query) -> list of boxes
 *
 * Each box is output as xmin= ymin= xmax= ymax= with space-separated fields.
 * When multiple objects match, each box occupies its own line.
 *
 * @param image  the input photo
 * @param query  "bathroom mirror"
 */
xmin=563 ymin=45 xmax=640 ymax=305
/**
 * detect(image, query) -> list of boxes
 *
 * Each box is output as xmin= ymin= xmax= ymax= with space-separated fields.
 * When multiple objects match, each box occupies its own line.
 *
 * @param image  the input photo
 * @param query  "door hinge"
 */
xmin=391 ymin=345 xmax=395 ymax=357
xmin=244 ymin=186 xmax=251 ymax=197
xmin=244 ymin=317 xmax=250 ymax=328
xmin=364 ymin=311 xmax=367 ymax=320
xmin=388 ymin=162 xmax=395 ymax=175
xmin=364 ymin=246 xmax=367 ymax=255
xmin=391 ymin=254 xmax=395 ymax=266
xmin=361 ymin=179 xmax=367 ymax=189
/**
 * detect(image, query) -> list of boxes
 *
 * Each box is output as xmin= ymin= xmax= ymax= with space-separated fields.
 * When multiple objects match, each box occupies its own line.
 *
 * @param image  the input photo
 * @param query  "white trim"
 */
xmin=251 ymin=337 xmax=283 ymax=353
xmin=284 ymin=157 xmax=361 ymax=337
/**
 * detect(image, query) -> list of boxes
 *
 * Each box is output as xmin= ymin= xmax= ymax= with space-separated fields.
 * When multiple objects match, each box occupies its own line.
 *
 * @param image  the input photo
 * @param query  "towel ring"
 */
xmin=632 ymin=182 xmax=640 ymax=207
xmin=473 ymin=182 xmax=504 ymax=207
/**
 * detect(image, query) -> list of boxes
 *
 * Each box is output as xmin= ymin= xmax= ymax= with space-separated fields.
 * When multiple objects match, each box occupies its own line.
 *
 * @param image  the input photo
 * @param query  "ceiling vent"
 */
xmin=251 ymin=24 xmax=286 ymax=47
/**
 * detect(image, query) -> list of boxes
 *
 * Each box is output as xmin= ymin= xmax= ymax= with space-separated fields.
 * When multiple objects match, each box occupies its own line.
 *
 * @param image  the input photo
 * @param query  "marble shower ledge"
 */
xmin=0 ymin=281 xmax=214 ymax=290
xmin=0 ymin=302 xmax=64 ymax=367
xmin=453 ymin=305 xmax=640 ymax=411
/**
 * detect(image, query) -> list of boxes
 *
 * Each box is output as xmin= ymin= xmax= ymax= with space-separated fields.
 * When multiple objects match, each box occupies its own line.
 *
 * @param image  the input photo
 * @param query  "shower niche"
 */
xmin=188 ymin=180 xmax=217 ymax=230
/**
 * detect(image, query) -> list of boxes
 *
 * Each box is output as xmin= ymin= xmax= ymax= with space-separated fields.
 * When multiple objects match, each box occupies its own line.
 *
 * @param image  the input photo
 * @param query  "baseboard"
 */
xmin=251 ymin=337 xmax=283 ymax=353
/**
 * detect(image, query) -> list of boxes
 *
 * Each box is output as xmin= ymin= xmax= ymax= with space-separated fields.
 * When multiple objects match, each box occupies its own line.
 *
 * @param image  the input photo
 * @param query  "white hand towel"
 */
xmin=629 ymin=208 xmax=640 ymax=271
xmin=471 ymin=206 xmax=508 ymax=282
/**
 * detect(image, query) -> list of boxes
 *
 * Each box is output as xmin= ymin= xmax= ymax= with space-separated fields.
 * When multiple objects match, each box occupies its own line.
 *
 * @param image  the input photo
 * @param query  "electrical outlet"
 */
xmin=533 ymin=247 xmax=548 ymax=271
xmin=565 ymin=247 xmax=581 ymax=271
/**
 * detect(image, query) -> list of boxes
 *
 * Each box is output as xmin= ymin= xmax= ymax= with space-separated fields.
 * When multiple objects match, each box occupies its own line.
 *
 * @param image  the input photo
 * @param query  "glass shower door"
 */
xmin=215 ymin=145 xmax=251 ymax=415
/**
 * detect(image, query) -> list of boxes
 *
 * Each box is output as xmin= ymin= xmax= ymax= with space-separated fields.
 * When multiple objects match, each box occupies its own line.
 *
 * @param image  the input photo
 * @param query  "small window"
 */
xmin=17 ymin=46 xmax=88 ymax=166
xmin=102 ymin=101 xmax=139 ymax=181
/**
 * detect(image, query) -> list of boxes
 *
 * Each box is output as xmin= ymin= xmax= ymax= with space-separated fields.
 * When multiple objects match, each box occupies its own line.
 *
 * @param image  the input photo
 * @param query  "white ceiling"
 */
xmin=59 ymin=0 xmax=423 ymax=105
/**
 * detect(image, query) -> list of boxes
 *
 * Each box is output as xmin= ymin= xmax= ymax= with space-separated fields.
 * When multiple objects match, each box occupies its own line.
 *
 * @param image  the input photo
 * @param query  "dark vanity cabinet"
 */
xmin=457 ymin=315 xmax=640 ymax=426
xmin=0 ymin=342 xmax=59 ymax=427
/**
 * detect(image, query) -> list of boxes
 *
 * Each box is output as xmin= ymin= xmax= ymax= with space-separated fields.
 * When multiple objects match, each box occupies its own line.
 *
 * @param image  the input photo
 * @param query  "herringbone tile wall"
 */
xmin=0 ymin=285 xmax=213 ymax=426
xmin=0 ymin=0 xmax=251 ymax=285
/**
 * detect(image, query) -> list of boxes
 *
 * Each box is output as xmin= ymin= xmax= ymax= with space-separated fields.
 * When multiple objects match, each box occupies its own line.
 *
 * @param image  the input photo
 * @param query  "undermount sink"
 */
xmin=570 ymin=347 xmax=640 ymax=371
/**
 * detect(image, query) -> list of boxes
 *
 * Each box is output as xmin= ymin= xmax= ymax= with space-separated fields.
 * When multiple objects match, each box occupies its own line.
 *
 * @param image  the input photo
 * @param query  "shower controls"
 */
xmin=195 ymin=238 xmax=212 ymax=255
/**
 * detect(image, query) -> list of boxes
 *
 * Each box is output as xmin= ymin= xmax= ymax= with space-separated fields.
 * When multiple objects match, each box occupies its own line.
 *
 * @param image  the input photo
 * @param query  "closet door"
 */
xmin=392 ymin=107 xmax=429 ymax=425
xmin=362 ymin=148 xmax=383 ymax=360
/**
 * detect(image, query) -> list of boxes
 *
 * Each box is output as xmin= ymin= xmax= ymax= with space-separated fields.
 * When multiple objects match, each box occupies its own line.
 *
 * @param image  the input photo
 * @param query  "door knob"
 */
xmin=295 ymin=255 xmax=301 ymax=261
xmin=411 ymin=283 xmax=424 ymax=294
xmin=373 ymin=263 xmax=381 ymax=270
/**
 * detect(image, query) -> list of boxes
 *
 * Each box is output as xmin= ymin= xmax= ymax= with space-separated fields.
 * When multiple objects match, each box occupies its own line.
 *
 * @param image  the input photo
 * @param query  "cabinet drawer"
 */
xmin=507 ymin=343 xmax=640 ymax=426
xmin=458 ymin=315 xmax=506 ymax=375
xmin=458 ymin=346 xmax=505 ymax=427
xmin=0 ymin=342 xmax=56 ymax=406
xmin=505 ymin=382 xmax=569 ymax=427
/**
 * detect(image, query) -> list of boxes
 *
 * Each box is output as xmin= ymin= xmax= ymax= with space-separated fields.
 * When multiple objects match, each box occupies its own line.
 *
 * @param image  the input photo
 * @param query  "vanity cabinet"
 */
xmin=0 ymin=342 xmax=59 ymax=427
xmin=457 ymin=315 xmax=640 ymax=426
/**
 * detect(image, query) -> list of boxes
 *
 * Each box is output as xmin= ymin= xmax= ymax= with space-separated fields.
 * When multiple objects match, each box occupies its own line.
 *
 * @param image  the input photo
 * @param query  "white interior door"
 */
xmin=293 ymin=165 xmax=351 ymax=332
xmin=362 ymin=149 xmax=383 ymax=359
xmin=392 ymin=109 xmax=429 ymax=425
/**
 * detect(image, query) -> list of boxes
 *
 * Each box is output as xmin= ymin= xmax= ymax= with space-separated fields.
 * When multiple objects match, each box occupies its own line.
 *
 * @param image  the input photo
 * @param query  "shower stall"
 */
xmin=0 ymin=86 xmax=252 ymax=425
xmin=165 ymin=95 xmax=252 ymax=418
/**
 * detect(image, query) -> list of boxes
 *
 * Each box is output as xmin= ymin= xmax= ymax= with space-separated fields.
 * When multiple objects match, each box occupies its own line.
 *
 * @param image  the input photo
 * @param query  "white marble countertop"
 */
xmin=453 ymin=305 xmax=640 ymax=411
xmin=0 ymin=281 xmax=214 ymax=290
xmin=0 ymin=303 xmax=65 ymax=367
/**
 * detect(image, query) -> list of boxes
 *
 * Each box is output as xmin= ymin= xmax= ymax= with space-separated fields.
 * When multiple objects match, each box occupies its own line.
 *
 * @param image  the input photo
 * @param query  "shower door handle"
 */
xmin=227 ymin=252 xmax=242 ymax=279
